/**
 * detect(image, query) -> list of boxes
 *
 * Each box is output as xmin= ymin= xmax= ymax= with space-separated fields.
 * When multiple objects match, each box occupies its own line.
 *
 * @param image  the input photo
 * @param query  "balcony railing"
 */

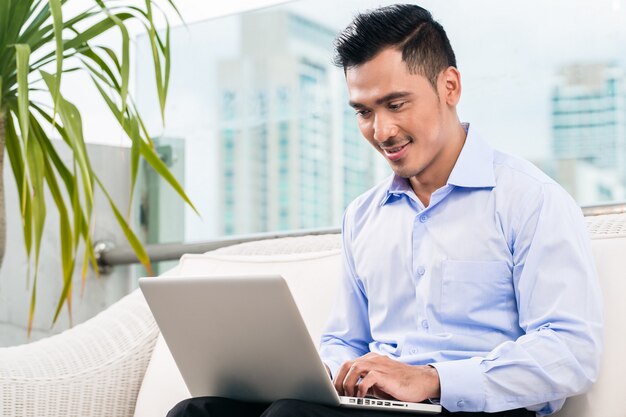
xmin=94 ymin=202 xmax=626 ymax=273
xmin=95 ymin=226 xmax=341 ymax=273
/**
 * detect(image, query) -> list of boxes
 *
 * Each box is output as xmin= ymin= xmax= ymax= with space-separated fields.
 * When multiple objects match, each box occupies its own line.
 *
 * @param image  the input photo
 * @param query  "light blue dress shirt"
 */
xmin=319 ymin=124 xmax=603 ymax=415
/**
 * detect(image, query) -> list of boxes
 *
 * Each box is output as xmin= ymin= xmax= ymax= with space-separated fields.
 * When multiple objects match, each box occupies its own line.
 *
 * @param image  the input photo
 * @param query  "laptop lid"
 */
xmin=139 ymin=274 xmax=340 ymax=405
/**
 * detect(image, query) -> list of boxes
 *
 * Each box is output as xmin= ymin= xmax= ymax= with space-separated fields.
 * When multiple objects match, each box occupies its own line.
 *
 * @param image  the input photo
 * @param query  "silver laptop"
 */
xmin=139 ymin=274 xmax=441 ymax=414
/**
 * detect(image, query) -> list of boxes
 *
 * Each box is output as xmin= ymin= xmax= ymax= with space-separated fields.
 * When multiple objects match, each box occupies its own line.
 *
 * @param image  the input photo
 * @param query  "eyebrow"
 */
xmin=349 ymin=91 xmax=412 ymax=108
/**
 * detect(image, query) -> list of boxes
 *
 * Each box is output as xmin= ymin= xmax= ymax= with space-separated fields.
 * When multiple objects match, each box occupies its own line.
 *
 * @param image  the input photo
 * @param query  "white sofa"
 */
xmin=1 ymin=214 xmax=625 ymax=417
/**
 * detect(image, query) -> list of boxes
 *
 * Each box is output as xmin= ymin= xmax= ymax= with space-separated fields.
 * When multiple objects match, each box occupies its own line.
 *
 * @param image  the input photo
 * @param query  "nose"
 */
xmin=372 ymin=113 xmax=399 ymax=142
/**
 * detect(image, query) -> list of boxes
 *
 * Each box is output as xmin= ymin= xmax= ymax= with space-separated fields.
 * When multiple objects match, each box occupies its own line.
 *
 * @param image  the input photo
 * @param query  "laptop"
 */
xmin=139 ymin=274 xmax=441 ymax=414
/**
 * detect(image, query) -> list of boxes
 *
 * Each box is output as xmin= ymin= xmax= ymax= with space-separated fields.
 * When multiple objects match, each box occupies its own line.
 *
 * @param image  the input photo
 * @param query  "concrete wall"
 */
xmin=0 ymin=142 xmax=136 ymax=347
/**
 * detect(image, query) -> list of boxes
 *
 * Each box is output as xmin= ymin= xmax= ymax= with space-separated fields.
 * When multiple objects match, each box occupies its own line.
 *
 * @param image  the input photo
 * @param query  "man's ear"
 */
xmin=439 ymin=67 xmax=461 ymax=106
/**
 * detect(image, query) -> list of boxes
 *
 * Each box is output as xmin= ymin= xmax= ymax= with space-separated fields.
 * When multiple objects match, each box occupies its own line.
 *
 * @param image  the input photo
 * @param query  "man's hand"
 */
xmin=333 ymin=353 xmax=440 ymax=403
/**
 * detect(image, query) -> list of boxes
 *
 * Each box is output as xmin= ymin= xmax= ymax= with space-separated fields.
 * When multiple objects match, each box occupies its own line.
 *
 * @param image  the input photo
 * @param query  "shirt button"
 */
xmin=410 ymin=348 xmax=418 ymax=355
xmin=457 ymin=400 xmax=464 ymax=408
xmin=417 ymin=266 xmax=426 ymax=276
xmin=419 ymin=215 xmax=428 ymax=223
xmin=421 ymin=320 xmax=429 ymax=329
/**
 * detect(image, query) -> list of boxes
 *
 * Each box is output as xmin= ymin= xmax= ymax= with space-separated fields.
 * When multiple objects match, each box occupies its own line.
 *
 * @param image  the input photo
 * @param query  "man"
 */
xmin=169 ymin=4 xmax=602 ymax=417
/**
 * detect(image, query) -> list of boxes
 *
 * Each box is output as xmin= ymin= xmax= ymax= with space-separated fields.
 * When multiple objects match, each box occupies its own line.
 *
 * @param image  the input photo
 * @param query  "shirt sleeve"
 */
xmin=431 ymin=184 xmax=603 ymax=415
xmin=319 ymin=206 xmax=372 ymax=378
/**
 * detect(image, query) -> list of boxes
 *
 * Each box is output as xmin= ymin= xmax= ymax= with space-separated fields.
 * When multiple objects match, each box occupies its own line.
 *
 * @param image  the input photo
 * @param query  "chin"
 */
xmin=390 ymin=165 xmax=420 ymax=179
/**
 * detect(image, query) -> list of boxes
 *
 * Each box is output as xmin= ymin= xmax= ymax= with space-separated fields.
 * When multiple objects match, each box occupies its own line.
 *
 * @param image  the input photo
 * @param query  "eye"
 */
xmin=355 ymin=109 xmax=371 ymax=118
xmin=388 ymin=101 xmax=405 ymax=111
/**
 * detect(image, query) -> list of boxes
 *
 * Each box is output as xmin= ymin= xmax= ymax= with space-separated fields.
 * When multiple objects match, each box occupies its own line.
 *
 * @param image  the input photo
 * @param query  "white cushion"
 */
xmin=132 ymin=243 xmax=341 ymax=417
xmin=132 ymin=334 xmax=189 ymax=416
xmin=555 ymin=234 xmax=626 ymax=417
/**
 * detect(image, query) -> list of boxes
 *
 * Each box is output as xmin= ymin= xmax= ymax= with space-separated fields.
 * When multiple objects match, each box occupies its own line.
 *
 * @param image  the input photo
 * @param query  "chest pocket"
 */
xmin=440 ymin=260 xmax=517 ymax=335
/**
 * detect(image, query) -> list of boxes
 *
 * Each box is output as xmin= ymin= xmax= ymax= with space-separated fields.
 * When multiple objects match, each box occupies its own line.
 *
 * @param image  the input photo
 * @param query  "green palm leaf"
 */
xmin=0 ymin=0 xmax=192 ymax=336
xmin=48 ymin=0 xmax=63 ymax=115
xmin=15 ymin=44 xmax=30 ymax=147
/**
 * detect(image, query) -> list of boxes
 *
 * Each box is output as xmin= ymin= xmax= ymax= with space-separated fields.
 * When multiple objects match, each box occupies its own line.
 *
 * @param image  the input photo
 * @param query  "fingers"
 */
xmin=356 ymin=369 xmax=380 ymax=398
xmin=333 ymin=355 xmax=439 ymax=403
xmin=370 ymin=386 xmax=394 ymax=400
xmin=334 ymin=360 xmax=353 ymax=395
xmin=335 ymin=354 xmax=384 ymax=397
xmin=343 ymin=361 xmax=366 ymax=397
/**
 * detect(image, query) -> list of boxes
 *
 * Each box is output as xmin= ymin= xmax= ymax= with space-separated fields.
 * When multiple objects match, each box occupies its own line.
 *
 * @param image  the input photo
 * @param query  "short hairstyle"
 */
xmin=333 ymin=4 xmax=457 ymax=90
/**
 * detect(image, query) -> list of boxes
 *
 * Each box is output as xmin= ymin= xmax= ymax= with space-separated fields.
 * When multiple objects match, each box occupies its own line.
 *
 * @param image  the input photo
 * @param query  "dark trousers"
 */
xmin=167 ymin=397 xmax=536 ymax=417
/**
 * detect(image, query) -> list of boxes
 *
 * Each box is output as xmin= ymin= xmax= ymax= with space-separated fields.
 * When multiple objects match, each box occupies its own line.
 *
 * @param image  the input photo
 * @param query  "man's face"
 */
xmin=346 ymin=48 xmax=460 ymax=183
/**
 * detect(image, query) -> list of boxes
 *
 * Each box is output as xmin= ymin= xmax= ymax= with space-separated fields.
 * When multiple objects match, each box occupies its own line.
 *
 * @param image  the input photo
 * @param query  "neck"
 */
xmin=409 ymin=122 xmax=467 ymax=207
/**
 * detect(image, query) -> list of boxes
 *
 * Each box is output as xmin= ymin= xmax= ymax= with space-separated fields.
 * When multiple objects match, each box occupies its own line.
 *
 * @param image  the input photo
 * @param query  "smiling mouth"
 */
xmin=380 ymin=140 xmax=411 ymax=160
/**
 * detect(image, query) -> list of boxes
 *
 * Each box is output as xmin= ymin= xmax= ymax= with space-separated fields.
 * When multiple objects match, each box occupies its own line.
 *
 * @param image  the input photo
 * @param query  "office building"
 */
xmin=551 ymin=63 xmax=626 ymax=201
xmin=217 ymin=11 xmax=387 ymax=235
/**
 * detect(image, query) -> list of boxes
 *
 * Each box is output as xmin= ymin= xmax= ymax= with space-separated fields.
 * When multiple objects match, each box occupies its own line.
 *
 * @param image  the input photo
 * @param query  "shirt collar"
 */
xmin=447 ymin=123 xmax=496 ymax=188
xmin=380 ymin=123 xmax=495 ymax=206
xmin=380 ymin=174 xmax=414 ymax=206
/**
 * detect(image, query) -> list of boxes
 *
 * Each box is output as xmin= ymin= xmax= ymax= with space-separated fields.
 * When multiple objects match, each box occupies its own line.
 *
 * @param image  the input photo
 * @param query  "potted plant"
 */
xmin=0 ymin=0 xmax=195 ymax=334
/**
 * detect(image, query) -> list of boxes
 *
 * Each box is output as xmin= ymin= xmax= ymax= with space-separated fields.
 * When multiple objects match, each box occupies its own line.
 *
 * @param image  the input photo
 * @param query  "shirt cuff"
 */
xmin=430 ymin=357 xmax=485 ymax=412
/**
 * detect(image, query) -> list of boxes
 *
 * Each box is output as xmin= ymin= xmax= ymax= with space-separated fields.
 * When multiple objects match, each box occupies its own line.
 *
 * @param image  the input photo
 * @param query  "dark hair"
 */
xmin=333 ymin=4 xmax=456 ymax=90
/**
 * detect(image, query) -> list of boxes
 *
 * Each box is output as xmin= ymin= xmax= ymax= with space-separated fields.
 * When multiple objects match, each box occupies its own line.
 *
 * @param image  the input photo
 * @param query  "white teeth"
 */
xmin=383 ymin=144 xmax=406 ymax=153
